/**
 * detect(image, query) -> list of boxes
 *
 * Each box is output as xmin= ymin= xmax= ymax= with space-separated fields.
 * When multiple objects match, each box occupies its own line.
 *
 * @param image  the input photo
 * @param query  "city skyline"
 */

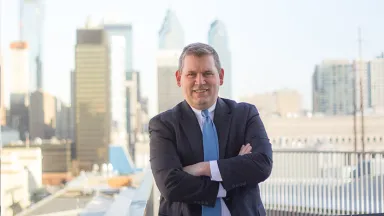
xmin=1 ymin=0 xmax=384 ymax=117
xmin=2 ymin=2 xmax=384 ymax=214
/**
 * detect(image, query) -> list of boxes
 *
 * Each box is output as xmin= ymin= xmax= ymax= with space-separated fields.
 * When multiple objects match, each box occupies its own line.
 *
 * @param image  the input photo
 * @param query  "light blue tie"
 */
xmin=201 ymin=109 xmax=221 ymax=216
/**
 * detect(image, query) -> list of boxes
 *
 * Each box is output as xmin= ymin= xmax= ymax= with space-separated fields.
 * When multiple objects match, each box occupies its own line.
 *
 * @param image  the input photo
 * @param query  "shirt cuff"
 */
xmin=209 ymin=160 xmax=223 ymax=181
xmin=217 ymin=183 xmax=227 ymax=198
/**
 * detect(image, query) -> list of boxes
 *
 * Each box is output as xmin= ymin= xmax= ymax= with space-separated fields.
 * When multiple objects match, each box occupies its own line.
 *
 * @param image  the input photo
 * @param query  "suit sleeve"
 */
xmin=217 ymin=105 xmax=273 ymax=191
xmin=149 ymin=115 xmax=220 ymax=207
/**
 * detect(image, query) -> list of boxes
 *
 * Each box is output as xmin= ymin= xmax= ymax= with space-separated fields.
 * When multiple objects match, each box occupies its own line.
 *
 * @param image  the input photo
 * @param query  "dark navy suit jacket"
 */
xmin=149 ymin=98 xmax=273 ymax=216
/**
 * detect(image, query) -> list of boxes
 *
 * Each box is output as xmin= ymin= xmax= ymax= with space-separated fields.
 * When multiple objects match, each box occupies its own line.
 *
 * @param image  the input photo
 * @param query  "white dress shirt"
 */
xmin=190 ymin=102 xmax=231 ymax=216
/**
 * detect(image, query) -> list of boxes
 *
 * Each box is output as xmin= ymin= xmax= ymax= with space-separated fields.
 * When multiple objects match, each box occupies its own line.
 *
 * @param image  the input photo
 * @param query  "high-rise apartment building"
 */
xmin=313 ymin=60 xmax=355 ymax=115
xmin=312 ymin=59 xmax=378 ymax=116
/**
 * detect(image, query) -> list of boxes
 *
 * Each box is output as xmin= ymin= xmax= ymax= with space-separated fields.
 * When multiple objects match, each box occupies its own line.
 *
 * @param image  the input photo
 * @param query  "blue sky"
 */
xmin=1 ymin=0 xmax=384 ymax=117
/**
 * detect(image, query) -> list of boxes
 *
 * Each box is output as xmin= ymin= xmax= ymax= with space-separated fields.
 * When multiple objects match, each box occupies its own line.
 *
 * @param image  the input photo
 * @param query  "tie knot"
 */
xmin=202 ymin=109 xmax=209 ymax=118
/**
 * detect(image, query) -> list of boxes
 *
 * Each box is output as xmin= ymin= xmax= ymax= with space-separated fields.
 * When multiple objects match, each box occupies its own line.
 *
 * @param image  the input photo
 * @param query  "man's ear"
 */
xmin=219 ymin=68 xmax=224 ymax=86
xmin=175 ymin=70 xmax=181 ymax=87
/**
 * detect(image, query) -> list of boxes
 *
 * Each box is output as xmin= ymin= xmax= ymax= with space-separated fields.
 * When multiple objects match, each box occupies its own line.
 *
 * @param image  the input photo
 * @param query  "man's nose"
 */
xmin=195 ymin=74 xmax=206 ymax=85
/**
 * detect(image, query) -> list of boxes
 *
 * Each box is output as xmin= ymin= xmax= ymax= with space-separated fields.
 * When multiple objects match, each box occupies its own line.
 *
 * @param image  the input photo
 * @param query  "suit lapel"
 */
xmin=213 ymin=98 xmax=232 ymax=159
xmin=179 ymin=98 xmax=232 ymax=161
xmin=180 ymin=101 xmax=204 ymax=162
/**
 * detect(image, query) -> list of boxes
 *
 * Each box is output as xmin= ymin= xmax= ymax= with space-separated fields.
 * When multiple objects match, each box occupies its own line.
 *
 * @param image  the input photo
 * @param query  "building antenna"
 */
xmin=0 ymin=0 xmax=2 ymax=51
xmin=358 ymin=27 xmax=365 ymax=154
xmin=214 ymin=0 xmax=219 ymax=21
xmin=168 ymin=0 xmax=173 ymax=11
xmin=19 ymin=0 xmax=24 ymax=41
xmin=353 ymin=63 xmax=357 ymax=153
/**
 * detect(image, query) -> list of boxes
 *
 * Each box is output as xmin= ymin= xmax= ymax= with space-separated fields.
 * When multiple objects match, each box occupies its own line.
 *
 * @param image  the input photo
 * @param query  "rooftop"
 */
xmin=16 ymin=169 xmax=152 ymax=216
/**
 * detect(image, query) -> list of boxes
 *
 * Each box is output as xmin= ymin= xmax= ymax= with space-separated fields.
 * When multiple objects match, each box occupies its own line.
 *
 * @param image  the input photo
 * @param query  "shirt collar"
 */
xmin=190 ymin=102 xmax=217 ymax=116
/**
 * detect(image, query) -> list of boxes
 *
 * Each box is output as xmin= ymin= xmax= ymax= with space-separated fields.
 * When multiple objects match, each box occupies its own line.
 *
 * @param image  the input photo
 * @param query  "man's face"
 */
xmin=175 ymin=54 xmax=224 ymax=110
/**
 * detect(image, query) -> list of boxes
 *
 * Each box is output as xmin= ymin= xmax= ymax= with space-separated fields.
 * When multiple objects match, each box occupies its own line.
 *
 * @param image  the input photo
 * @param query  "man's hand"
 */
xmin=183 ymin=144 xmax=252 ymax=177
xmin=183 ymin=162 xmax=210 ymax=177
xmin=238 ymin=143 xmax=252 ymax=155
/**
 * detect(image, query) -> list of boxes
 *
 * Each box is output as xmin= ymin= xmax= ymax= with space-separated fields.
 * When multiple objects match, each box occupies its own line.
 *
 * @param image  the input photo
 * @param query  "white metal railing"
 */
xmin=260 ymin=151 xmax=384 ymax=215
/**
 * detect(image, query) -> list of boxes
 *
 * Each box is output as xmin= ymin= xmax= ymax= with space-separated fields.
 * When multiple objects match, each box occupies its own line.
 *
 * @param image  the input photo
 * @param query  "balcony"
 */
xmin=15 ymin=151 xmax=383 ymax=216
xmin=146 ymin=151 xmax=384 ymax=216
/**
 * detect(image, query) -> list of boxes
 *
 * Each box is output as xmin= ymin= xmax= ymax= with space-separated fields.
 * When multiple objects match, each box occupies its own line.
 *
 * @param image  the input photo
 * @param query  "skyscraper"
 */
xmin=75 ymin=27 xmax=111 ymax=170
xmin=208 ymin=19 xmax=232 ymax=99
xmin=10 ymin=42 xmax=29 ymax=93
xmin=109 ymin=35 xmax=127 ymax=146
xmin=103 ymin=22 xmax=133 ymax=145
xmin=103 ymin=23 xmax=133 ymax=77
xmin=22 ymin=0 xmax=44 ymax=90
xmin=158 ymin=10 xmax=185 ymax=50
xmin=29 ymin=90 xmax=56 ymax=139
xmin=157 ymin=10 xmax=184 ymax=113
xmin=9 ymin=41 xmax=30 ymax=140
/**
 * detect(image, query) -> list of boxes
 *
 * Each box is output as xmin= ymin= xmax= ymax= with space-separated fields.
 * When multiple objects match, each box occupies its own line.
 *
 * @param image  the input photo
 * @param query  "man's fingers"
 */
xmin=244 ymin=146 xmax=252 ymax=153
xmin=238 ymin=145 xmax=245 ymax=155
xmin=238 ymin=144 xmax=252 ymax=155
xmin=243 ymin=144 xmax=252 ymax=154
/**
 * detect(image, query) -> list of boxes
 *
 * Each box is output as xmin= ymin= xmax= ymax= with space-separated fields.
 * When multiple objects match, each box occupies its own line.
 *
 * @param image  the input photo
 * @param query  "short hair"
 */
xmin=178 ymin=42 xmax=221 ymax=73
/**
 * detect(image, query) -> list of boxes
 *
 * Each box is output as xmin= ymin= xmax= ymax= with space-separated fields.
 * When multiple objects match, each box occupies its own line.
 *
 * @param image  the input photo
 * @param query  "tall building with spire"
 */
xmin=21 ymin=0 xmax=45 ymax=90
xmin=157 ymin=10 xmax=185 ymax=113
xmin=158 ymin=10 xmax=185 ymax=50
xmin=208 ymin=19 xmax=232 ymax=99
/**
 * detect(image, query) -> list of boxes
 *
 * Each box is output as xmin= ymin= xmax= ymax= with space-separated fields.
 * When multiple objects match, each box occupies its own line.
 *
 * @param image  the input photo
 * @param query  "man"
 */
xmin=149 ymin=42 xmax=273 ymax=216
